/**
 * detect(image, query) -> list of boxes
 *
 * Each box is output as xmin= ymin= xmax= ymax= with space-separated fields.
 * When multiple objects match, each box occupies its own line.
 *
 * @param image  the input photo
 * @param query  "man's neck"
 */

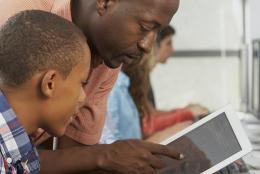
xmin=71 ymin=0 xmax=92 ymax=29
xmin=0 ymin=86 xmax=39 ymax=135
xmin=91 ymin=54 xmax=102 ymax=68
xmin=70 ymin=0 xmax=80 ymax=26
xmin=70 ymin=0 xmax=103 ymax=69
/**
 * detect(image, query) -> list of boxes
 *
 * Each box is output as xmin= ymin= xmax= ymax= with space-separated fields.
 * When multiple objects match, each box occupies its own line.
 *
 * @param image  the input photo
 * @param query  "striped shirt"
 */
xmin=0 ymin=91 xmax=40 ymax=174
xmin=0 ymin=0 xmax=120 ymax=145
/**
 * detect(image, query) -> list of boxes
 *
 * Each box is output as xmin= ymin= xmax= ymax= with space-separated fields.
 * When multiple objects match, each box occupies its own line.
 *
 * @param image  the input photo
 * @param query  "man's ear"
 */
xmin=96 ymin=0 xmax=117 ymax=16
xmin=40 ymin=70 xmax=58 ymax=98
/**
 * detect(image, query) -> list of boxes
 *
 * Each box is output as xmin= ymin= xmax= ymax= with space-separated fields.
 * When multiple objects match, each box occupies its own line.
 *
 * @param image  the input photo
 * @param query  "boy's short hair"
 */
xmin=0 ymin=10 xmax=86 ymax=87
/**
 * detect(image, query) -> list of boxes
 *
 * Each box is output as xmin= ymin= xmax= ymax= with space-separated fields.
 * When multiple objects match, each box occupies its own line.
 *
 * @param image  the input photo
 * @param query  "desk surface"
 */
xmin=238 ymin=112 xmax=260 ymax=173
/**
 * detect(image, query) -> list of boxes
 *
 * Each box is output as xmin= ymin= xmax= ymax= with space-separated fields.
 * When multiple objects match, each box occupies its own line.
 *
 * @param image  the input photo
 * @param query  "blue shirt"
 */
xmin=0 ymin=91 xmax=40 ymax=174
xmin=101 ymin=72 xmax=142 ymax=144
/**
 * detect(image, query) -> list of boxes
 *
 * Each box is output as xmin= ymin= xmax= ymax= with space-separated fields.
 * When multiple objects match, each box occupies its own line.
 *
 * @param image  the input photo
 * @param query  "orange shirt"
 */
xmin=0 ymin=0 xmax=120 ymax=145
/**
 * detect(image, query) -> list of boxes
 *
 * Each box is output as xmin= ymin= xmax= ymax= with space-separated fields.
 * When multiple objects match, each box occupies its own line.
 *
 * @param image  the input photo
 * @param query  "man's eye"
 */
xmin=140 ymin=25 xmax=151 ymax=32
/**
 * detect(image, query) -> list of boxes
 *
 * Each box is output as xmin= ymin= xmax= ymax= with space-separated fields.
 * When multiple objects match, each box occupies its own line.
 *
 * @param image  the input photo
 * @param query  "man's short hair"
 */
xmin=0 ymin=10 xmax=86 ymax=87
xmin=156 ymin=25 xmax=176 ymax=46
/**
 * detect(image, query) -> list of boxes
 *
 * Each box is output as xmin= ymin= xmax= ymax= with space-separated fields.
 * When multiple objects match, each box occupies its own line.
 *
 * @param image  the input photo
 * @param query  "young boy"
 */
xmin=0 ymin=10 xmax=90 ymax=173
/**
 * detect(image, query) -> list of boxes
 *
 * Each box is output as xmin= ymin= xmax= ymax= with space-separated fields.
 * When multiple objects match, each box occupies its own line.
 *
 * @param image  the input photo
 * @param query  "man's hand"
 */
xmin=95 ymin=140 xmax=184 ymax=174
xmin=49 ymin=136 xmax=183 ymax=174
xmin=157 ymin=136 xmax=211 ymax=174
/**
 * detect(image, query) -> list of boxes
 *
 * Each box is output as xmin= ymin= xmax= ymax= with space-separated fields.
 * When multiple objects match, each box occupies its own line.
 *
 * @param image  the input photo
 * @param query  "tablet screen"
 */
xmin=158 ymin=112 xmax=242 ymax=174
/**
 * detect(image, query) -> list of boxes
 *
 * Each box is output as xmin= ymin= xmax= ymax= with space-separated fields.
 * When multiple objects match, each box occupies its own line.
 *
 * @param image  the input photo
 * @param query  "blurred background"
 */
xmin=151 ymin=0 xmax=260 ymax=113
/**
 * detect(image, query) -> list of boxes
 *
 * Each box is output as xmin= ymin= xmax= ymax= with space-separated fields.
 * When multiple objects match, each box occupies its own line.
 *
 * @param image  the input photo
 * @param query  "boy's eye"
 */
xmin=81 ymin=81 xmax=88 ymax=87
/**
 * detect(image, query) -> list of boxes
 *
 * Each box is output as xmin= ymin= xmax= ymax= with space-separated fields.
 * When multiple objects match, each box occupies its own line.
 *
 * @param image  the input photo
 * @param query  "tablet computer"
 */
xmin=158 ymin=106 xmax=252 ymax=174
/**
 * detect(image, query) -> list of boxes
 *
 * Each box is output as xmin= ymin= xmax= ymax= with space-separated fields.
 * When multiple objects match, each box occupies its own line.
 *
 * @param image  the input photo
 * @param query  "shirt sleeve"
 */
xmin=0 ymin=0 xmax=53 ymax=26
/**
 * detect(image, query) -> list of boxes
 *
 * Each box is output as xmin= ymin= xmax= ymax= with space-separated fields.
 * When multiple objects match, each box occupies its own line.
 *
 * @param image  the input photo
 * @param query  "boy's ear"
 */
xmin=96 ymin=0 xmax=117 ymax=16
xmin=40 ymin=70 xmax=58 ymax=98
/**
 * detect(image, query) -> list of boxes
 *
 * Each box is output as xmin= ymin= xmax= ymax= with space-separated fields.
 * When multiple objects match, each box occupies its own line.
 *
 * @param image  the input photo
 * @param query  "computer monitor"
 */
xmin=252 ymin=39 xmax=260 ymax=118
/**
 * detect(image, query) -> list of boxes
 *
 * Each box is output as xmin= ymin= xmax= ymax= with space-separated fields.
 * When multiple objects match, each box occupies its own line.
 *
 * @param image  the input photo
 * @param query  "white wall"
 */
xmin=151 ymin=58 xmax=241 ymax=111
xmin=172 ymin=0 xmax=243 ymax=50
xmin=249 ymin=0 xmax=260 ymax=40
xmin=151 ymin=0 xmax=243 ymax=111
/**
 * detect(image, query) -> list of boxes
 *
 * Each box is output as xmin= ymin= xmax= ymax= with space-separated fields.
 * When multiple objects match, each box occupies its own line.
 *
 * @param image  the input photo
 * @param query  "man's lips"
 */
xmin=122 ymin=56 xmax=134 ymax=64
xmin=122 ymin=54 xmax=143 ymax=64
xmin=127 ymin=54 xmax=143 ymax=60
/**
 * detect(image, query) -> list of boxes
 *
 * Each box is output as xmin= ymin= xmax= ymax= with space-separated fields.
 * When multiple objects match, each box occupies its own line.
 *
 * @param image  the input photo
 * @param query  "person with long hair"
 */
xmin=124 ymin=26 xmax=209 ymax=138
xmin=100 ymin=26 xmax=208 ymax=144
xmin=101 ymin=55 xmax=192 ymax=144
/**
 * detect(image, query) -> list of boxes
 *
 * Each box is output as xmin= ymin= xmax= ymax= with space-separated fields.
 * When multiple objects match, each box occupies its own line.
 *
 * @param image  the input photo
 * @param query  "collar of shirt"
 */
xmin=0 ymin=90 xmax=40 ymax=173
xmin=117 ymin=72 xmax=130 ymax=88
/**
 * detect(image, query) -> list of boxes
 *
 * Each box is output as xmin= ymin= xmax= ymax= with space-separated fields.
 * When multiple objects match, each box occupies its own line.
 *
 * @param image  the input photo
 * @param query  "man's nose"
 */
xmin=138 ymin=31 xmax=156 ymax=54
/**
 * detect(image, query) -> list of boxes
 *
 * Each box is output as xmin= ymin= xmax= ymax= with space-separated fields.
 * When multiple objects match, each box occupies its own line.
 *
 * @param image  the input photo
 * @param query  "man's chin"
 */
xmin=104 ymin=59 xmax=122 ymax=69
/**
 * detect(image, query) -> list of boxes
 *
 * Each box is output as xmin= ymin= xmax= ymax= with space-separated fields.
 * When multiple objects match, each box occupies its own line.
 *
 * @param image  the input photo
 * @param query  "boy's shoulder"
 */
xmin=0 ymin=91 xmax=40 ymax=173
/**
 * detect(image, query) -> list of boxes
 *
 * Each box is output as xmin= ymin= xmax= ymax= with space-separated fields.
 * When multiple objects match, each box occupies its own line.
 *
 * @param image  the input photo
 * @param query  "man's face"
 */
xmin=157 ymin=35 xmax=174 ymax=64
xmin=88 ymin=0 xmax=179 ymax=68
xmin=41 ymin=47 xmax=90 ymax=137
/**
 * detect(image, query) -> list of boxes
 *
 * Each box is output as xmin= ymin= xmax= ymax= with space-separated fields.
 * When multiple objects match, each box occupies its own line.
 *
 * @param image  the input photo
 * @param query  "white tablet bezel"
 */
xmin=160 ymin=105 xmax=252 ymax=174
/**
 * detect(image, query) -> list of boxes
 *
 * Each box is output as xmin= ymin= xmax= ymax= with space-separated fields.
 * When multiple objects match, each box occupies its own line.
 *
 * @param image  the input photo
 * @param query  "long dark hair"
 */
xmin=123 ymin=54 xmax=153 ymax=118
xmin=124 ymin=25 xmax=176 ymax=118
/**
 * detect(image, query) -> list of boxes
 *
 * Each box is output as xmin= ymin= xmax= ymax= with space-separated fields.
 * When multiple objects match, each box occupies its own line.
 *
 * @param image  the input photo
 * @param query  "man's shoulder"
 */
xmin=90 ymin=63 xmax=121 ymax=84
xmin=0 ymin=0 xmax=54 ymax=25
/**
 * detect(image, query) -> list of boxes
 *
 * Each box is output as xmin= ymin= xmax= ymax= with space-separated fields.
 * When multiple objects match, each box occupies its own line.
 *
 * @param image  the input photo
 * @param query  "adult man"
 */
xmin=0 ymin=0 xmax=181 ymax=173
